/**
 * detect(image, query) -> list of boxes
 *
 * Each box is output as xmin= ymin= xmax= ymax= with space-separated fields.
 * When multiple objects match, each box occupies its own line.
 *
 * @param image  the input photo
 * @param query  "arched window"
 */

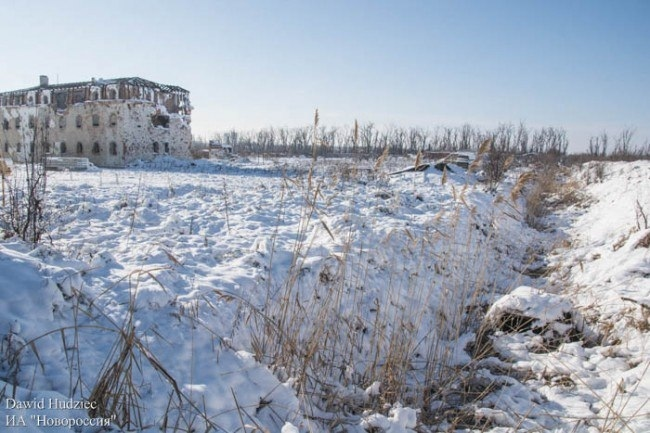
xmin=43 ymin=95 xmax=49 ymax=105
xmin=76 ymin=142 xmax=83 ymax=154
xmin=60 ymin=142 xmax=67 ymax=154
xmin=72 ymin=90 xmax=84 ymax=104
xmin=76 ymin=115 xmax=82 ymax=128
xmin=109 ymin=113 xmax=117 ymax=126
xmin=152 ymin=142 xmax=159 ymax=153
xmin=110 ymin=141 xmax=117 ymax=155
xmin=16 ymin=143 xmax=22 ymax=153
xmin=15 ymin=117 xmax=21 ymax=129
xmin=55 ymin=91 xmax=67 ymax=110
xmin=164 ymin=142 xmax=169 ymax=154
xmin=92 ymin=142 xmax=100 ymax=154
xmin=92 ymin=114 xmax=100 ymax=126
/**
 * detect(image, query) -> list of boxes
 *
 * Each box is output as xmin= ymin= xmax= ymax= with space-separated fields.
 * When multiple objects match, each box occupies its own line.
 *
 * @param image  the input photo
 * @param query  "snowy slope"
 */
xmin=479 ymin=160 xmax=650 ymax=432
xmin=551 ymin=161 xmax=650 ymax=431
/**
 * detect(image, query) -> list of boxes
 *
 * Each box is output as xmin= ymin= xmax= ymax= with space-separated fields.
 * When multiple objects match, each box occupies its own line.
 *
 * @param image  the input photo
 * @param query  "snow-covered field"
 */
xmin=0 ymin=156 xmax=647 ymax=432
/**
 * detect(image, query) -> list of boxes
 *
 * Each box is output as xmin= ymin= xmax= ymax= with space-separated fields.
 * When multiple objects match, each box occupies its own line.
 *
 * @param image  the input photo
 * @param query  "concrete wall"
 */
xmin=1 ymin=99 xmax=191 ymax=167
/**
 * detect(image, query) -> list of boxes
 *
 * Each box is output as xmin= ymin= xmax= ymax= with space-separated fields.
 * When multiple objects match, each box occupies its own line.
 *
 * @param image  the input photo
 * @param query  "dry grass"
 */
xmin=518 ymin=166 xmax=583 ymax=229
xmin=237 ymin=160 xmax=520 ymax=429
xmin=89 ymin=320 xmax=145 ymax=429
xmin=9 ymin=156 xmax=643 ymax=431
xmin=636 ymin=200 xmax=648 ymax=231
xmin=0 ymin=266 xmax=242 ymax=432
xmin=0 ymin=160 xmax=11 ymax=176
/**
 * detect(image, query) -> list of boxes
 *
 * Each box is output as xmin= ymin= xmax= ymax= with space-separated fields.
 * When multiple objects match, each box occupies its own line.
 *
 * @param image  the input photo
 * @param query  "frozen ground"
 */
xmin=0 ymin=156 xmax=647 ymax=432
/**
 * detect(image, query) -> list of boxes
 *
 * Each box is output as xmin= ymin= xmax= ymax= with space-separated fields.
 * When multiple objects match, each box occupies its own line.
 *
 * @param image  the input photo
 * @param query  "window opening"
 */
xmin=151 ymin=114 xmax=170 ymax=128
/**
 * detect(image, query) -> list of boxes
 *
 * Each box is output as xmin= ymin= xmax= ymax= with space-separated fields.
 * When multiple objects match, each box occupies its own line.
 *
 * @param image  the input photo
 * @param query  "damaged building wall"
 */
xmin=0 ymin=76 xmax=192 ymax=167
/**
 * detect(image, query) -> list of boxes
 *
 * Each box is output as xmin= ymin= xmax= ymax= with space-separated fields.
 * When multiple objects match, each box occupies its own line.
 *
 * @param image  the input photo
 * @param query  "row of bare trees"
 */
xmin=199 ymin=122 xmax=650 ymax=159
xmin=587 ymin=128 xmax=650 ymax=158
xmin=199 ymin=122 xmax=574 ymax=157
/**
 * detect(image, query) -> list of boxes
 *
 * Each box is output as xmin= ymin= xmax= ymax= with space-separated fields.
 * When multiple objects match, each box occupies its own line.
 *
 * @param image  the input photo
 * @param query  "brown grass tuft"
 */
xmin=510 ymin=171 xmax=536 ymax=202
xmin=468 ymin=138 xmax=492 ymax=173
xmin=523 ymin=166 xmax=583 ymax=229
xmin=374 ymin=146 xmax=390 ymax=172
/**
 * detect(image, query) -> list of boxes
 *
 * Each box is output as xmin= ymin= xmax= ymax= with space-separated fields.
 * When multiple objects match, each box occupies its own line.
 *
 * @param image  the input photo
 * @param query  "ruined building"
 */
xmin=0 ymin=76 xmax=192 ymax=167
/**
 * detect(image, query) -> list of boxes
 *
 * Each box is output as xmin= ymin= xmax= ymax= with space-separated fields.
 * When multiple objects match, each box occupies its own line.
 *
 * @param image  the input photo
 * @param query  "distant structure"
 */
xmin=208 ymin=140 xmax=233 ymax=156
xmin=0 ymin=76 xmax=192 ymax=167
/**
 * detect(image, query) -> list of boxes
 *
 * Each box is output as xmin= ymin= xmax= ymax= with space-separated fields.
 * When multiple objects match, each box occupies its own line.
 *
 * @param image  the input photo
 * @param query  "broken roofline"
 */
xmin=0 ymin=77 xmax=189 ymax=96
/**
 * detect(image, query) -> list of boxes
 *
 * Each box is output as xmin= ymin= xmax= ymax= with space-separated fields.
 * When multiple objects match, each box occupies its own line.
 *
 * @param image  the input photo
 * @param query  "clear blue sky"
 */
xmin=2 ymin=0 xmax=648 ymax=152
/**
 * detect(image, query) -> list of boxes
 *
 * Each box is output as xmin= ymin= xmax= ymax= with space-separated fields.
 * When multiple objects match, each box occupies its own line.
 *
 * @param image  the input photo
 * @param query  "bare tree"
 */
xmin=588 ymin=131 xmax=610 ymax=157
xmin=441 ymin=127 xmax=458 ymax=151
xmin=515 ymin=121 xmax=529 ymax=154
xmin=588 ymin=136 xmax=601 ymax=156
xmin=292 ymin=126 xmax=310 ymax=156
xmin=278 ymin=127 xmax=290 ymax=153
xmin=483 ymin=137 xmax=514 ymax=191
xmin=351 ymin=120 xmax=359 ymax=154
xmin=613 ymin=127 xmax=635 ymax=156
xmin=2 ymin=107 xmax=49 ymax=244
xmin=492 ymin=123 xmax=515 ymax=153
xmin=600 ymin=131 xmax=609 ymax=156
xmin=223 ymin=129 xmax=239 ymax=149
xmin=407 ymin=127 xmax=427 ymax=153
xmin=359 ymin=122 xmax=377 ymax=154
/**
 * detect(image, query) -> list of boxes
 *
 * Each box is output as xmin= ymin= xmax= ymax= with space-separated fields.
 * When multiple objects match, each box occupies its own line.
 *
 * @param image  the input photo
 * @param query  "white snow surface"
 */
xmin=0 ymin=156 xmax=648 ymax=432
xmin=486 ymin=285 xmax=573 ymax=325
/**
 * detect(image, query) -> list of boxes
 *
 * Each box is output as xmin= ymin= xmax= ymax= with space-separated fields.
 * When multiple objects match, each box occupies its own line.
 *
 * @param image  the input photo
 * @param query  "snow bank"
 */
xmin=2 ymin=157 xmax=646 ymax=432
xmin=478 ymin=160 xmax=650 ymax=432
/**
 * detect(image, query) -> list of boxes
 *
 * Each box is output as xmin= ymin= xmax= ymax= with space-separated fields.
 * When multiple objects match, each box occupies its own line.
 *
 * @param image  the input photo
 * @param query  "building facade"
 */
xmin=0 ymin=76 xmax=192 ymax=167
